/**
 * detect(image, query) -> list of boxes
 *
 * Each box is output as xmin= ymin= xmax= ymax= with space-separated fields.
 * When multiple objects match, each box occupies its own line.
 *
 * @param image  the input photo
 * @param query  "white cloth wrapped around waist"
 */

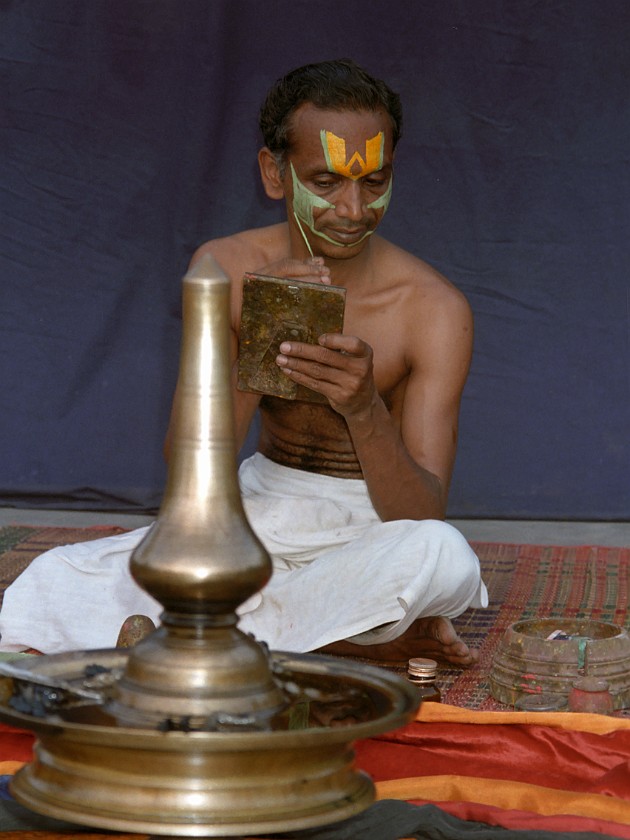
xmin=0 ymin=453 xmax=487 ymax=654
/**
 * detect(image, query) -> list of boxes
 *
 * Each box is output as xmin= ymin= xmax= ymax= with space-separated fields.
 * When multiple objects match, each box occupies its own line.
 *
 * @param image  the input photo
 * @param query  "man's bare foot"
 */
xmin=317 ymin=616 xmax=477 ymax=667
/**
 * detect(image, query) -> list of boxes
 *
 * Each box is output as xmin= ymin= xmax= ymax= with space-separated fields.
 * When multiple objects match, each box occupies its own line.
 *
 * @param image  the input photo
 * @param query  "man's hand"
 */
xmin=275 ymin=332 xmax=377 ymax=417
xmin=256 ymin=256 xmax=331 ymax=285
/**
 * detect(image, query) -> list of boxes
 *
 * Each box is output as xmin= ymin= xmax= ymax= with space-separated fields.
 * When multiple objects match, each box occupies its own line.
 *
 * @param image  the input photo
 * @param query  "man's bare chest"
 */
xmin=342 ymin=304 xmax=409 ymax=396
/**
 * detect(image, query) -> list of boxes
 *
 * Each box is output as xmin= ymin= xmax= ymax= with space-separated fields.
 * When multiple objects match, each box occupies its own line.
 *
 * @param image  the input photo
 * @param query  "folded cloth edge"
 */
xmin=416 ymin=701 xmax=630 ymax=733
xmin=376 ymin=774 xmax=630 ymax=824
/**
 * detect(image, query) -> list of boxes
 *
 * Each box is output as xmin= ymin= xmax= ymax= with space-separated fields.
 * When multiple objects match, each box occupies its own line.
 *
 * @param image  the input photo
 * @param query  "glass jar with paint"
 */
xmin=407 ymin=658 xmax=441 ymax=702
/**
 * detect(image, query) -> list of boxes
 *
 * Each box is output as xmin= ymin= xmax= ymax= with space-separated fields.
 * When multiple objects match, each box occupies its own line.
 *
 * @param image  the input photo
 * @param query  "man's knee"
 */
xmin=410 ymin=519 xmax=483 ymax=608
xmin=416 ymin=518 xmax=475 ymax=555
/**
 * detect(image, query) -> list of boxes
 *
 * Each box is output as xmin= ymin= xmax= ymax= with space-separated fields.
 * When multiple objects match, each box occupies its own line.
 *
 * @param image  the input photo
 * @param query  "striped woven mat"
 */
xmin=0 ymin=526 xmax=628 ymax=710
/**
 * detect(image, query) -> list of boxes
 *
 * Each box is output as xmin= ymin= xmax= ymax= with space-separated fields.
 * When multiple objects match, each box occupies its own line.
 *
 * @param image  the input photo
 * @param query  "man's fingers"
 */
xmin=318 ymin=333 xmax=368 ymax=356
xmin=278 ymin=335 xmax=367 ymax=358
xmin=277 ymin=341 xmax=348 ymax=370
xmin=258 ymin=257 xmax=331 ymax=284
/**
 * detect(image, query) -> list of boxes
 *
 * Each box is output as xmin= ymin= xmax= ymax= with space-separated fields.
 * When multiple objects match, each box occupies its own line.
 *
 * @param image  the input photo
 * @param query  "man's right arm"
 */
xmin=164 ymin=238 xmax=332 ymax=459
xmin=163 ymin=239 xmax=261 ymax=460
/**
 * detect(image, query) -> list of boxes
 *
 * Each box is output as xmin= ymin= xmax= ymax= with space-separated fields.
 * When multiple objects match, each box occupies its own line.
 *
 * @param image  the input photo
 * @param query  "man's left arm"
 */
xmin=275 ymin=291 xmax=473 ymax=521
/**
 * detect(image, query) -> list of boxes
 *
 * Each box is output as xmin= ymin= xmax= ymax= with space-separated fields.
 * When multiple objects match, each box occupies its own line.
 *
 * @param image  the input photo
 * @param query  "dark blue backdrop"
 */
xmin=1 ymin=0 xmax=629 ymax=518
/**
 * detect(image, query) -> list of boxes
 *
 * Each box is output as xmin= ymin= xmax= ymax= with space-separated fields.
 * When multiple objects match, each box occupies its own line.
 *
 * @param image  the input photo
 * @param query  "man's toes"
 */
xmin=453 ymin=648 xmax=477 ymax=666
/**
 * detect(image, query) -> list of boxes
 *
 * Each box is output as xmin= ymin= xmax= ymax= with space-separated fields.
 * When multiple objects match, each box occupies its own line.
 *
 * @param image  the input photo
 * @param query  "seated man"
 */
xmin=0 ymin=59 xmax=487 ymax=664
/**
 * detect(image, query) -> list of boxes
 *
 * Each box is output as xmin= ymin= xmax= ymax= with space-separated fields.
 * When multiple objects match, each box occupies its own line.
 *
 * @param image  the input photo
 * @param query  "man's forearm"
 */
xmin=345 ymin=396 xmax=446 ymax=522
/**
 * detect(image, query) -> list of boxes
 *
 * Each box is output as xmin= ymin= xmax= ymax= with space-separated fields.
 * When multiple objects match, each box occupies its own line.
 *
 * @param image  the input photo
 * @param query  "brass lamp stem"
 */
xmin=111 ymin=254 xmax=284 ymax=725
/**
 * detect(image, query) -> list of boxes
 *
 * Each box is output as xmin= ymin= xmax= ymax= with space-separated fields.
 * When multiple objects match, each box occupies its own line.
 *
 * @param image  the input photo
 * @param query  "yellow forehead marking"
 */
xmin=320 ymin=130 xmax=384 ymax=180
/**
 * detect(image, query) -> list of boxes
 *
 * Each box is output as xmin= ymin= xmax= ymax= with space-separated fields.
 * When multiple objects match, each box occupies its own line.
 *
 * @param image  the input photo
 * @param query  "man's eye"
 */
xmin=364 ymin=176 xmax=388 ymax=189
xmin=313 ymin=177 xmax=336 ymax=189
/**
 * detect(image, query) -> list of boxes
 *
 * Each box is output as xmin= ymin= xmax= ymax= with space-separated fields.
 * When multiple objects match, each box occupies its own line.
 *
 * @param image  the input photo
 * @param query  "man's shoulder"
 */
xmin=190 ymin=224 xmax=287 ymax=279
xmin=374 ymin=237 xmax=471 ymax=315
xmin=371 ymin=240 xmax=473 ymax=377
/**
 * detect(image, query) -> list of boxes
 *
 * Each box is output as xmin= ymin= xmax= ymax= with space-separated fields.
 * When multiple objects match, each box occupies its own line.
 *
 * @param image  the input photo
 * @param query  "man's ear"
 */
xmin=258 ymin=147 xmax=286 ymax=200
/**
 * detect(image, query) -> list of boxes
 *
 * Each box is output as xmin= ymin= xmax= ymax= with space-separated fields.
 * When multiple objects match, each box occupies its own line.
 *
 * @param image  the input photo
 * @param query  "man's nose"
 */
xmin=334 ymin=181 xmax=365 ymax=221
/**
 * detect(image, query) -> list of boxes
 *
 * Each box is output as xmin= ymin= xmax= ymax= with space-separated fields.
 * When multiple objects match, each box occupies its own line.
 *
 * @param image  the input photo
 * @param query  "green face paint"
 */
xmin=291 ymin=163 xmax=335 ymax=229
xmin=290 ymin=163 xmax=392 ymax=251
xmin=367 ymin=177 xmax=392 ymax=212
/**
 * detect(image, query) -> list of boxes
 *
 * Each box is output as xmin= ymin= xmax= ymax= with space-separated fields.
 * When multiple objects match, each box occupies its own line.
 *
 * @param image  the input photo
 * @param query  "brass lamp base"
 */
xmin=2 ymin=648 xmax=417 ymax=836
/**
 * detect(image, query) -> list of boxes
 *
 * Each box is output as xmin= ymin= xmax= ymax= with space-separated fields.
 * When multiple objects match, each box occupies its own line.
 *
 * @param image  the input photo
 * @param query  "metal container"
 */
xmin=490 ymin=618 xmax=630 ymax=709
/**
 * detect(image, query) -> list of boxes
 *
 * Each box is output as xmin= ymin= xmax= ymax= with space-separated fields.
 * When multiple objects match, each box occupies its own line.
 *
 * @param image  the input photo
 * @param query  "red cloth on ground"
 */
xmin=3 ymin=709 xmax=630 ymax=836
xmin=356 ymin=704 xmax=630 ymax=836
xmin=0 ymin=724 xmax=35 ymax=764
xmin=357 ymin=721 xmax=630 ymax=797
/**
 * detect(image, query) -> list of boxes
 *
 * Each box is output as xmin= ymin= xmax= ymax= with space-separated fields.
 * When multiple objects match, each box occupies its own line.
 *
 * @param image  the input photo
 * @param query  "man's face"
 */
xmin=282 ymin=104 xmax=394 ymax=258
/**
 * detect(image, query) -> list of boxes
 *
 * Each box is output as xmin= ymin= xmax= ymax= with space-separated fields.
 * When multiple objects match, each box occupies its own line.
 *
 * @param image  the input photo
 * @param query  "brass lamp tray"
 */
xmin=0 ymin=648 xmax=417 ymax=836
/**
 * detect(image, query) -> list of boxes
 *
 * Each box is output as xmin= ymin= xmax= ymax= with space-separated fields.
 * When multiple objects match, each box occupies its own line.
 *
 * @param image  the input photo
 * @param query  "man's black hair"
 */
xmin=259 ymin=59 xmax=403 ymax=161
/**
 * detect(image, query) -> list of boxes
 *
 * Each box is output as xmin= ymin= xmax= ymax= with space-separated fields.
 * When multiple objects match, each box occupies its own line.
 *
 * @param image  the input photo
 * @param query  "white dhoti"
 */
xmin=0 ymin=453 xmax=487 ymax=654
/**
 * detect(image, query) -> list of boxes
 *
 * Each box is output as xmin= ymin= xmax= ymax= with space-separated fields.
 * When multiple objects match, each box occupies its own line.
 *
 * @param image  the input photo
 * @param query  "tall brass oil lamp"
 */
xmin=0 ymin=255 xmax=417 ymax=836
xmin=111 ymin=254 xmax=285 ymax=728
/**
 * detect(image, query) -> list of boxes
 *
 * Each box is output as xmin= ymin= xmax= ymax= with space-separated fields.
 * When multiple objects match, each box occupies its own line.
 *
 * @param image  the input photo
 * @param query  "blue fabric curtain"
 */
xmin=1 ymin=0 xmax=628 ymax=518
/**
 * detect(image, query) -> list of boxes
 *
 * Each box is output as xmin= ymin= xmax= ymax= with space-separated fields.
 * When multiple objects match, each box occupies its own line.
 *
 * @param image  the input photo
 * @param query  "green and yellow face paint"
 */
xmin=291 ymin=129 xmax=392 ymax=254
